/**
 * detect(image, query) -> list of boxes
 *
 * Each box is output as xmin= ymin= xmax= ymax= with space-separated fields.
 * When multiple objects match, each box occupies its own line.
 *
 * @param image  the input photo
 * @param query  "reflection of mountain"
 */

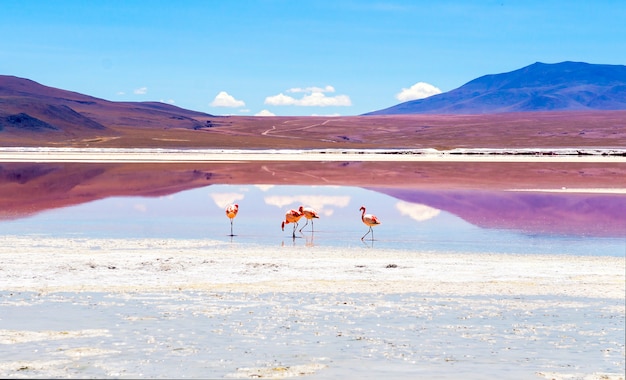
xmin=0 ymin=163 xmax=216 ymax=219
xmin=374 ymin=188 xmax=626 ymax=237
xmin=1 ymin=161 xmax=624 ymax=237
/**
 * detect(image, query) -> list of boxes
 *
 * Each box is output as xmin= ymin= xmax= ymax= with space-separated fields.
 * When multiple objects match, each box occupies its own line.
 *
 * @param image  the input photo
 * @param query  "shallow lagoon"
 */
xmin=2 ymin=183 xmax=624 ymax=256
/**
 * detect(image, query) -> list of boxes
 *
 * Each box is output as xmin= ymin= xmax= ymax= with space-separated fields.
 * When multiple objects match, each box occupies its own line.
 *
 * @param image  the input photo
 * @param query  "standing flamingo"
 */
xmin=225 ymin=204 xmax=239 ymax=236
xmin=298 ymin=205 xmax=319 ymax=232
xmin=281 ymin=208 xmax=303 ymax=237
xmin=360 ymin=206 xmax=381 ymax=240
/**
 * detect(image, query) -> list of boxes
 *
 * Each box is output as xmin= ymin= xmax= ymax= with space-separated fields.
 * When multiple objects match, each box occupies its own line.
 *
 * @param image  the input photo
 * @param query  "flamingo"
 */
xmin=359 ymin=206 xmax=381 ymax=240
xmin=225 ymin=204 xmax=238 ymax=236
xmin=281 ymin=208 xmax=303 ymax=237
xmin=298 ymin=205 xmax=319 ymax=232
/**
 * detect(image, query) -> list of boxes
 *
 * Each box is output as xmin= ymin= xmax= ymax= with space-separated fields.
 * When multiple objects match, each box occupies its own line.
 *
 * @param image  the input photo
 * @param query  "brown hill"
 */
xmin=0 ymin=75 xmax=213 ymax=145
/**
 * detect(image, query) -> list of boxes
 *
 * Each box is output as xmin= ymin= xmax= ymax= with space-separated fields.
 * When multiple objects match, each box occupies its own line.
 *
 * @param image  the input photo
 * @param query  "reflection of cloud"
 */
xmin=134 ymin=203 xmax=147 ymax=213
xmin=264 ymin=195 xmax=350 ymax=216
xmin=210 ymin=192 xmax=245 ymax=209
xmin=395 ymin=201 xmax=440 ymax=221
xmin=255 ymin=185 xmax=275 ymax=192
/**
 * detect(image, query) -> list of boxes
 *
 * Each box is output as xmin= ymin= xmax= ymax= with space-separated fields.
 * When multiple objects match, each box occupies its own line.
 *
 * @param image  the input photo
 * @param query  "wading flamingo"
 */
xmin=360 ymin=206 xmax=381 ymax=240
xmin=225 ymin=204 xmax=238 ymax=236
xmin=298 ymin=205 xmax=319 ymax=232
xmin=281 ymin=208 xmax=303 ymax=237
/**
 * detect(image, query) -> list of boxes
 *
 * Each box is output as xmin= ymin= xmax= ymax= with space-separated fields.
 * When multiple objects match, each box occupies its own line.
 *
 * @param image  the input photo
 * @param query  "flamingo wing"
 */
xmin=284 ymin=209 xmax=303 ymax=224
xmin=303 ymin=207 xmax=319 ymax=219
xmin=225 ymin=204 xmax=238 ymax=218
xmin=363 ymin=214 xmax=381 ymax=226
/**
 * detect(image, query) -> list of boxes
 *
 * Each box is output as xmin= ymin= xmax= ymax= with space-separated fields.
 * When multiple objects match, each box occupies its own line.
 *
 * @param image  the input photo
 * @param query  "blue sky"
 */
xmin=2 ymin=0 xmax=625 ymax=116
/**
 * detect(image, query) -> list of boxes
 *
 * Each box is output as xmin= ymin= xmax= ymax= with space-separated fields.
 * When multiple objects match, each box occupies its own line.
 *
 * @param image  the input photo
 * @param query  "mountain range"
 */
xmin=366 ymin=61 xmax=626 ymax=115
xmin=1 ymin=62 xmax=626 ymax=149
xmin=0 ymin=75 xmax=213 ymax=142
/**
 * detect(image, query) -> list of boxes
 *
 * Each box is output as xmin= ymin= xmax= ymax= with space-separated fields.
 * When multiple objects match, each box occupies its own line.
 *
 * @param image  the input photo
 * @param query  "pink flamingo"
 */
xmin=298 ymin=205 xmax=319 ymax=232
xmin=281 ymin=208 xmax=303 ymax=237
xmin=225 ymin=204 xmax=238 ymax=236
xmin=360 ymin=206 xmax=381 ymax=240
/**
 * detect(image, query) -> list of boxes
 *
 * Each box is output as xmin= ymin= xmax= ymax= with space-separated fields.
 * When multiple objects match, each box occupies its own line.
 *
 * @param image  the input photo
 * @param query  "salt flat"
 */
xmin=0 ymin=235 xmax=624 ymax=379
xmin=0 ymin=236 xmax=623 ymax=298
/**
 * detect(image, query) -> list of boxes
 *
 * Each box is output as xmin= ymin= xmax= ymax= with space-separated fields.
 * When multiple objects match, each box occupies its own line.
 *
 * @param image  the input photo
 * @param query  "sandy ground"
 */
xmin=0 ymin=236 xmax=624 ymax=379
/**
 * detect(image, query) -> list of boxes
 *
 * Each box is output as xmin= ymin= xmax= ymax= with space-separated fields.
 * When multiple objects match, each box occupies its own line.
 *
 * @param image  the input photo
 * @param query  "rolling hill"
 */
xmin=0 ymin=75 xmax=214 ymax=142
xmin=366 ymin=61 xmax=626 ymax=115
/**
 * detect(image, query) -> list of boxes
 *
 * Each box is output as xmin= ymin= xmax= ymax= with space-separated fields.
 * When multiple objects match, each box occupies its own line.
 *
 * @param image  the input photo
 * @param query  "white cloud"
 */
xmin=265 ymin=93 xmax=297 ymax=106
xmin=300 ymin=92 xmax=351 ymax=107
xmin=160 ymin=99 xmax=175 ymax=104
xmin=287 ymin=85 xmax=335 ymax=93
xmin=395 ymin=201 xmax=440 ymax=222
xmin=210 ymin=91 xmax=246 ymax=107
xmin=395 ymin=82 xmax=442 ymax=102
xmin=209 ymin=192 xmax=245 ymax=209
xmin=134 ymin=87 xmax=148 ymax=95
xmin=255 ymin=109 xmax=276 ymax=116
xmin=265 ymin=85 xmax=352 ymax=107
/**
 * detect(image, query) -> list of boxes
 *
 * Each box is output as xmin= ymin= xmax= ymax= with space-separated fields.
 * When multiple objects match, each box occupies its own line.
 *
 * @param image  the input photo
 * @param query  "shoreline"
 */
xmin=1 ymin=147 xmax=626 ymax=163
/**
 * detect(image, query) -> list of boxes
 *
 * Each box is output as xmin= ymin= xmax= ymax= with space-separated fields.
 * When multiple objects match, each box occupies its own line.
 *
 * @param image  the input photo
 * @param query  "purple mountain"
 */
xmin=366 ymin=61 xmax=626 ymax=115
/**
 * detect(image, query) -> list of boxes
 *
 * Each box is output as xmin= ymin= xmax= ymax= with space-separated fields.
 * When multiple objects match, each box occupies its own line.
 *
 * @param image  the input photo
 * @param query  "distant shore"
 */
xmin=1 ymin=147 xmax=625 ymax=163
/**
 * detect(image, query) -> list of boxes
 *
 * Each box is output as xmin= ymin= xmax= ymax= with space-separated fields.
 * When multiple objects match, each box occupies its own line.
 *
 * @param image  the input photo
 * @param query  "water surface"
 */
xmin=2 ymin=184 xmax=623 ymax=256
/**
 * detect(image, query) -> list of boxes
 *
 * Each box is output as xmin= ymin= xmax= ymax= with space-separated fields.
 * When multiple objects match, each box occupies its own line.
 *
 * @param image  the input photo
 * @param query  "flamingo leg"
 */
xmin=229 ymin=219 xmax=234 ymax=236
xmin=292 ymin=222 xmax=298 ymax=237
xmin=299 ymin=219 xmax=309 ymax=232
xmin=361 ymin=226 xmax=372 ymax=240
